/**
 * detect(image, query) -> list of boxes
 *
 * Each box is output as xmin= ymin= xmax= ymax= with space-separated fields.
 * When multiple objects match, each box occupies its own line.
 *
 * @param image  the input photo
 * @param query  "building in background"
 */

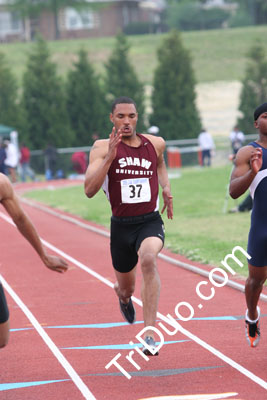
xmin=0 ymin=0 xmax=165 ymax=41
xmin=0 ymin=0 xmax=25 ymax=42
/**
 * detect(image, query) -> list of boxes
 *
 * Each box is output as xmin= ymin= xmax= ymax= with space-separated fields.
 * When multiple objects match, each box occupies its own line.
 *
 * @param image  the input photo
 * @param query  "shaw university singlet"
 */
xmin=102 ymin=134 xmax=159 ymax=217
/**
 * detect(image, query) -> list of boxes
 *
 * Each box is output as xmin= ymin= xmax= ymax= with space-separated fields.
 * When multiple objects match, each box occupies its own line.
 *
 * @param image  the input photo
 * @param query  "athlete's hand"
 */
xmin=108 ymin=127 xmax=122 ymax=161
xmin=161 ymin=187 xmax=173 ymax=219
xmin=250 ymin=148 xmax=262 ymax=175
xmin=42 ymin=254 xmax=68 ymax=273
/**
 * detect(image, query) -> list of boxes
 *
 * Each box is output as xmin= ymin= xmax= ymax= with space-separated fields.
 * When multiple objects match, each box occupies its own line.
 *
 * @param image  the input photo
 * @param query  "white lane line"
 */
xmin=19 ymin=198 xmax=267 ymax=302
xmin=1 ymin=211 xmax=267 ymax=391
xmin=20 ymin=197 xmax=110 ymax=238
xmin=0 ymin=276 xmax=96 ymax=400
xmin=138 ymin=394 xmax=238 ymax=400
xmin=0 ymin=212 xmax=96 ymax=400
xmin=157 ymin=310 xmax=267 ymax=390
xmin=34 ymin=240 xmax=267 ymax=390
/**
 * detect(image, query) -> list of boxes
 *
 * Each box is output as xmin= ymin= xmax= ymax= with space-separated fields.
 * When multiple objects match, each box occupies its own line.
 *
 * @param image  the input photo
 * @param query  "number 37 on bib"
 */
xmin=121 ymin=178 xmax=151 ymax=204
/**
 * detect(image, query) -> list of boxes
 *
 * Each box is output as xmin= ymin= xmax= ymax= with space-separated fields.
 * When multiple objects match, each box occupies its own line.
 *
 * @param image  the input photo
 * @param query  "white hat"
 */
xmin=147 ymin=126 xmax=159 ymax=134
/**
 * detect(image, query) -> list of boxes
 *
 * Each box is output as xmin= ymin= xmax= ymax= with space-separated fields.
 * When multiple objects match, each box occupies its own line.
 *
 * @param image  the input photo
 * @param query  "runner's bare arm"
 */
xmin=147 ymin=135 xmax=173 ymax=219
xmin=229 ymin=146 xmax=262 ymax=199
xmin=84 ymin=128 xmax=122 ymax=198
xmin=0 ymin=174 xmax=68 ymax=273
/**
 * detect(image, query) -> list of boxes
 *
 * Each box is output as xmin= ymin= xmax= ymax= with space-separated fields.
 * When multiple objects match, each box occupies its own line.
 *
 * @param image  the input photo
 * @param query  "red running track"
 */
xmin=0 ymin=180 xmax=266 ymax=400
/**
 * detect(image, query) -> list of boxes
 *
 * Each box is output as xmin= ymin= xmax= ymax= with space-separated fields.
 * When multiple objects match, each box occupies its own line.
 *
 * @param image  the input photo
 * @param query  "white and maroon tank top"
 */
xmin=102 ymin=134 xmax=159 ymax=217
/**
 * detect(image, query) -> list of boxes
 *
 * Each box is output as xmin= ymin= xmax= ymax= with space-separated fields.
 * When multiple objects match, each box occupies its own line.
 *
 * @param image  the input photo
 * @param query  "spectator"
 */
xmin=20 ymin=143 xmax=35 ymax=182
xmin=44 ymin=144 xmax=58 ymax=180
xmin=230 ymin=126 xmax=245 ymax=154
xmin=71 ymin=152 xmax=87 ymax=174
xmin=4 ymin=139 xmax=19 ymax=183
xmin=198 ymin=128 xmax=215 ymax=167
xmin=0 ymin=140 xmax=6 ymax=174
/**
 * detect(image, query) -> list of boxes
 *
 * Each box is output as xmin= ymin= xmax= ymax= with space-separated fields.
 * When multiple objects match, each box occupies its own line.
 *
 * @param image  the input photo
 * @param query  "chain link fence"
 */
xmin=28 ymin=134 xmax=258 ymax=178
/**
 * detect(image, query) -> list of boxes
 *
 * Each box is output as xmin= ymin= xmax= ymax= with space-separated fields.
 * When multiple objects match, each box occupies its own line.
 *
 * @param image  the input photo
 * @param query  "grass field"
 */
xmin=1 ymin=26 xmax=267 ymax=86
xmin=23 ymin=165 xmax=252 ymax=278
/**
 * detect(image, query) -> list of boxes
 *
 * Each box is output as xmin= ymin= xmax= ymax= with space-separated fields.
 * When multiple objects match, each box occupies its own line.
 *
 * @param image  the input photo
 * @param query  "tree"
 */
xmin=21 ymin=36 xmax=73 ymax=148
xmin=7 ymin=0 xmax=91 ymax=39
xmin=167 ymin=1 xmax=230 ymax=31
xmin=66 ymin=49 xmax=109 ymax=146
xmin=237 ymin=43 xmax=267 ymax=134
xmin=150 ymin=30 xmax=201 ymax=140
xmin=105 ymin=32 xmax=146 ymax=132
xmin=0 ymin=52 xmax=21 ymax=129
xmin=227 ymin=0 xmax=267 ymax=25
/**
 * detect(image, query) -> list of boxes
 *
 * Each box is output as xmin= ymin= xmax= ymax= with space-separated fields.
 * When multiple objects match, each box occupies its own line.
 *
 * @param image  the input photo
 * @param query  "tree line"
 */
xmin=7 ymin=1 xmax=267 ymax=38
xmin=1 ymin=29 xmax=266 ymax=150
xmin=167 ymin=0 xmax=267 ymax=31
xmin=0 ymin=30 xmax=201 ymax=149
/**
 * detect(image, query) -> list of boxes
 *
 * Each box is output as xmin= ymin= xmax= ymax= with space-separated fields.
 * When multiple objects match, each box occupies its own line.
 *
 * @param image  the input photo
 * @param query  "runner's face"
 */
xmin=110 ymin=103 xmax=138 ymax=137
xmin=255 ymin=112 xmax=267 ymax=135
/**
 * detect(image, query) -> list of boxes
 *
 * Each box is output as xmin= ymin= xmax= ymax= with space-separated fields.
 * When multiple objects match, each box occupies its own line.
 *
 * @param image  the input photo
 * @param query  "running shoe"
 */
xmin=142 ymin=336 xmax=159 ymax=356
xmin=245 ymin=309 xmax=260 ymax=348
xmin=119 ymin=297 xmax=135 ymax=324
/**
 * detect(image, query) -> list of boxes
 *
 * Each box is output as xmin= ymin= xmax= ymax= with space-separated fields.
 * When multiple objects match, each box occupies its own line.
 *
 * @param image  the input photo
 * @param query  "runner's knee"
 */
xmin=246 ymin=276 xmax=266 ymax=290
xmin=140 ymin=253 xmax=156 ymax=270
xmin=140 ymin=253 xmax=157 ymax=273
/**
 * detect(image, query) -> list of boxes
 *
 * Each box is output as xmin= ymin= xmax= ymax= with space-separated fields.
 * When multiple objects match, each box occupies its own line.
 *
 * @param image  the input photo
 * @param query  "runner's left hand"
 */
xmin=161 ymin=187 xmax=173 ymax=219
xmin=43 ymin=255 xmax=68 ymax=273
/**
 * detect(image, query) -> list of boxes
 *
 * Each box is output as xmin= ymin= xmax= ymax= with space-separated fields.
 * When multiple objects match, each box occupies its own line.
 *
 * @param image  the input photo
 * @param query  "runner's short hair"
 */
xmin=254 ymin=102 xmax=267 ymax=121
xmin=111 ymin=97 xmax=137 ymax=113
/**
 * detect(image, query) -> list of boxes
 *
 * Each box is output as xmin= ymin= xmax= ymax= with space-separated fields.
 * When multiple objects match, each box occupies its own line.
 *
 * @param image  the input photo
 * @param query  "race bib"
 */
xmin=121 ymin=178 xmax=151 ymax=204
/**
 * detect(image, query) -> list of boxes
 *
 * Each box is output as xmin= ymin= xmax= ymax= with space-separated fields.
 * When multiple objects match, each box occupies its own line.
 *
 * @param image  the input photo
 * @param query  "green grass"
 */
xmin=1 ymin=26 xmax=267 ymax=85
xmin=23 ymin=164 xmax=252 ymax=277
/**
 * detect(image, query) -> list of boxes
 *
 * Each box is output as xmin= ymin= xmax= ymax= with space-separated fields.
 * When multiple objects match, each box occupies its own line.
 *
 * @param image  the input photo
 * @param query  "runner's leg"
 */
xmin=245 ymin=263 xmax=267 ymax=320
xmin=138 ymin=236 xmax=163 ymax=338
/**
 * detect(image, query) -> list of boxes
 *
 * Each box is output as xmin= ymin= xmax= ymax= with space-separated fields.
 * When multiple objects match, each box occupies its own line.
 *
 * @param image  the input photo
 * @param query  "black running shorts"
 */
xmin=0 ymin=282 xmax=9 ymax=324
xmin=110 ymin=211 xmax=165 ymax=273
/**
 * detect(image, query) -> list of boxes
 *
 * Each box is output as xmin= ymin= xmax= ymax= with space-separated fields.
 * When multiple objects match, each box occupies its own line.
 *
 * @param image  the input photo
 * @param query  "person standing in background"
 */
xmin=44 ymin=144 xmax=58 ymax=180
xmin=4 ymin=139 xmax=19 ymax=183
xmin=0 ymin=140 xmax=6 ymax=175
xmin=198 ymin=128 xmax=215 ymax=167
xmin=20 ymin=143 xmax=36 ymax=182
xmin=230 ymin=126 xmax=245 ymax=155
xmin=71 ymin=152 xmax=87 ymax=174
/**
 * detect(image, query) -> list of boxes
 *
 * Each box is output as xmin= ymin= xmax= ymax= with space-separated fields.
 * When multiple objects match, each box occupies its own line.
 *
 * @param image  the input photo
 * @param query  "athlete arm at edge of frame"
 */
xmin=229 ymin=146 xmax=262 ymax=199
xmin=0 ymin=173 xmax=68 ymax=273
xmin=144 ymin=135 xmax=173 ymax=219
xmin=84 ymin=127 xmax=122 ymax=198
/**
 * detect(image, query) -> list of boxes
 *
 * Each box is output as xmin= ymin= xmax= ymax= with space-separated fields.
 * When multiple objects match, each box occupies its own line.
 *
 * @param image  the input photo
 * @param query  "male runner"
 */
xmin=84 ymin=97 xmax=173 ymax=355
xmin=229 ymin=102 xmax=267 ymax=347
xmin=0 ymin=173 xmax=68 ymax=348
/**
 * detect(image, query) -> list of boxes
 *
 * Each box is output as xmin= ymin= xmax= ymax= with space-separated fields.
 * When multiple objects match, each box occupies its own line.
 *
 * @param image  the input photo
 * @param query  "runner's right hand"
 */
xmin=108 ymin=127 xmax=122 ymax=160
xmin=250 ymin=148 xmax=262 ymax=175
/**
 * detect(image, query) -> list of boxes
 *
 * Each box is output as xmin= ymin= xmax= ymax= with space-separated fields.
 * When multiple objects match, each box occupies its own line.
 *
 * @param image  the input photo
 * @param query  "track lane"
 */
xmin=0 ymin=189 xmax=267 ymax=399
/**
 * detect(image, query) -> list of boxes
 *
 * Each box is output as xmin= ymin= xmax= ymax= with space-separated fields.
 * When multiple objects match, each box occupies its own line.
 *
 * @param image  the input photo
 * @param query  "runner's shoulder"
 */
xmin=90 ymin=139 xmax=109 ymax=155
xmin=0 ymin=173 xmax=13 ymax=201
xmin=142 ymin=134 xmax=165 ymax=151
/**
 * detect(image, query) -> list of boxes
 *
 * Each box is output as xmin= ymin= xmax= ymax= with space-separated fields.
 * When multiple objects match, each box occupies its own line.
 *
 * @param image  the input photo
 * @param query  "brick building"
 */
xmin=0 ymin=0 xmax=164 ymax=41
